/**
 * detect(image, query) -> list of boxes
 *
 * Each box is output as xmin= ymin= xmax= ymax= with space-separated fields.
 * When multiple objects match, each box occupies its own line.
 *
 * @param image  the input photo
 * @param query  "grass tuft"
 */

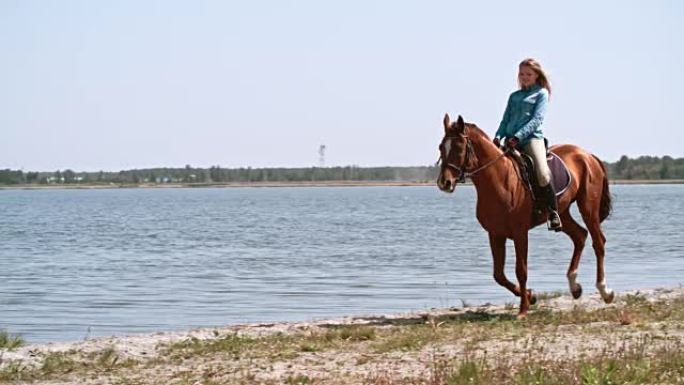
xmin=534 ymin=290 xmax=565 ymax=301
xmin=41 ymin=352 xmax=77 ymax=375
xmin=166 ymin=334 xmax=256 ymax=359
xmin=322 ymin=325 xmax=376 ymax=342
xmin=0 ymin=331 xmax=24 ymax=350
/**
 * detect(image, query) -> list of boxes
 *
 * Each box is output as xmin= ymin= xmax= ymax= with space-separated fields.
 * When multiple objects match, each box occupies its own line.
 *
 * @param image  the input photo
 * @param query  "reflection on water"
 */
xmin=0 ymin=185 xmax=682 ymax=342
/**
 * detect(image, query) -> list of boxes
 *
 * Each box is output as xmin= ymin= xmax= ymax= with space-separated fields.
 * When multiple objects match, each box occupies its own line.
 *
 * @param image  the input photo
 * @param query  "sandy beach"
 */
xmin=2 ymin=286 xmax=683 ymax=384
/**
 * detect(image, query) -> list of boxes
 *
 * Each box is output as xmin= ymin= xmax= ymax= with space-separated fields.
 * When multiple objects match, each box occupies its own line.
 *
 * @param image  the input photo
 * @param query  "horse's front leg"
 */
xmin=513 ymin=231 xmax=535 ymax=319
xmin=488 ymin=233 xmax=520 ymax=296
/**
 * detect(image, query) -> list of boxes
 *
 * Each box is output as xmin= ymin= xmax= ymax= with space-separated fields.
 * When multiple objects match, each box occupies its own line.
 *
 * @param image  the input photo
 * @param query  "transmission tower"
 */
xmin=318 ymin=145 xmax=326 ymax=167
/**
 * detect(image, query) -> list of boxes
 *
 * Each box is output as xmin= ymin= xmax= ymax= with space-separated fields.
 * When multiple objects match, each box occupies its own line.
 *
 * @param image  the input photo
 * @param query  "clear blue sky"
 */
xmin=1 ymin=1 xmax=682 ymax=171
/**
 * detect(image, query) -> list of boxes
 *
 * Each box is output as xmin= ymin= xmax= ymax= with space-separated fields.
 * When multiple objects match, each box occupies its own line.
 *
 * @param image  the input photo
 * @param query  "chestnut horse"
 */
xmin=437 ymin=114 xmax=614 ymax=318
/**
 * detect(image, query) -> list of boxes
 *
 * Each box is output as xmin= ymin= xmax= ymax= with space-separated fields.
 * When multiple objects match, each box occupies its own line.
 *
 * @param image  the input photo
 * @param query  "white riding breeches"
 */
xmin=522 ymin=138 xmax=551 ymax=187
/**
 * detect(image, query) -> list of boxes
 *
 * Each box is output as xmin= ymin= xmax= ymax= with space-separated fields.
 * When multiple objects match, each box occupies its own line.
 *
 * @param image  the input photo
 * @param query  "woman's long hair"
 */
xmin=519 ymin=58 xmax=552 ymax=96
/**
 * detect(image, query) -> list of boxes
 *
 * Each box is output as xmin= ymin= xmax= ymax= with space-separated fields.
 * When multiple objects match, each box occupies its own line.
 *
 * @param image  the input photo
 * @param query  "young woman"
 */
xmin=494 ymin=58 xmax=562 ymax=231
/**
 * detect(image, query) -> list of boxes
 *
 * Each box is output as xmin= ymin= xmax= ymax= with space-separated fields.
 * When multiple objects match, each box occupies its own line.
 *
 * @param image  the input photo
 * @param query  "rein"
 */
xmin=438 ymin=135 xmax=510 ymax=184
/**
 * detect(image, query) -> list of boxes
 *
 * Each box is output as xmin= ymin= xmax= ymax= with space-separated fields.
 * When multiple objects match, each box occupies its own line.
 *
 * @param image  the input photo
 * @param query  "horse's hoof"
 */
xmin=603 ymin=290 xmax=615 ymax=304
xmin=571 ymin=284 xmax=583 ymax=299
xmin=517 ymin=311 xmax=528 ymax=320
xmin=528 ymin=290 xmax=537 ymax=305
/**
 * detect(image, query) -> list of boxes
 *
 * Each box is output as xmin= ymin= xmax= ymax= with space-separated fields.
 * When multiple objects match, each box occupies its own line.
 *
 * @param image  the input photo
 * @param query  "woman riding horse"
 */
xmin=436 ymin=113 xmax=614 ymax=318
xmin=494 ymin=58 xmax=561 ymax=231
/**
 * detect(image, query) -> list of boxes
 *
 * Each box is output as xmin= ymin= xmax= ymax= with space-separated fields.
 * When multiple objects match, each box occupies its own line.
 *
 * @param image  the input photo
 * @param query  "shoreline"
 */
xmin=1 ymin=179 xmax=683 ymax=191
xmin=2 ymin=285 xmax=683 ymax=384
xmin=6 ymin=285 xmax=683 ymax=350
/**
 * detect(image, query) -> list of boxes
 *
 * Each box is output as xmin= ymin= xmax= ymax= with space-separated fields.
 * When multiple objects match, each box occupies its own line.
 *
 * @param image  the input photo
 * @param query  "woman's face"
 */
xmin=518 ymin=65 xmax=539 ymax=89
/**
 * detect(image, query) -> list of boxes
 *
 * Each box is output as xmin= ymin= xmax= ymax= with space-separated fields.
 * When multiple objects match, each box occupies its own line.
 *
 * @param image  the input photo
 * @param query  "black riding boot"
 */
xmin=543 ymin=184 xmax=562 ymax=231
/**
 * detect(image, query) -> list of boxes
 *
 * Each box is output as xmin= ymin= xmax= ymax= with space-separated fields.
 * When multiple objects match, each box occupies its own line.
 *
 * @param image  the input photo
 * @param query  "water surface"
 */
xmin=0 ymin=185 xmax=682 ymax=342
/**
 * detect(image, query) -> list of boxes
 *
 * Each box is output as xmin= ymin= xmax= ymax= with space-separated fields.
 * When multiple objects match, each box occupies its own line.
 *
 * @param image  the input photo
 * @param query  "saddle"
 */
xmin=508 ymin=144 xmax=572 ymax=215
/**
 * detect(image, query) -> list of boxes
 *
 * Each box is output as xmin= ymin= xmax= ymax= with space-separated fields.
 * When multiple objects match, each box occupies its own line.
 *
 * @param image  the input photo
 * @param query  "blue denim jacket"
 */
xmin=495 ymin=84 xmax=549 ymax=147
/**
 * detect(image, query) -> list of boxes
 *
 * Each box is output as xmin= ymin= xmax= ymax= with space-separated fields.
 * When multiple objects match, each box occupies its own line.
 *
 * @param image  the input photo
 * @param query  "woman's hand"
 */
xmin=506 ymin=137 xmax=519 ymax=149
xmin=493 ymin=137 xmax=501 ymax=148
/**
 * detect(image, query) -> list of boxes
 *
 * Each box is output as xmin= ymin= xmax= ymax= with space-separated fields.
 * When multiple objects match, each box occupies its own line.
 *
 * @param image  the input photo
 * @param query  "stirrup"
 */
xmin=547 ymin=211 xmax=562 ymax=232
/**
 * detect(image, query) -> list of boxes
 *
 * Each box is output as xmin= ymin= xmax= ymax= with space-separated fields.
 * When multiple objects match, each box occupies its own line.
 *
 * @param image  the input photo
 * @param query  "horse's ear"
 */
xmin=443 ymin=113 xmax=451 ymax=132
xmin=456 ymin=115 xmax=465 ymax=133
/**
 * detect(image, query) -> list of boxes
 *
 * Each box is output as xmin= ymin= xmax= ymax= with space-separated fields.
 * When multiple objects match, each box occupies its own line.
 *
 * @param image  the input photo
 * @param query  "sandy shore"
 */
xmin=2 ymin=286 xmax=683 ymax=384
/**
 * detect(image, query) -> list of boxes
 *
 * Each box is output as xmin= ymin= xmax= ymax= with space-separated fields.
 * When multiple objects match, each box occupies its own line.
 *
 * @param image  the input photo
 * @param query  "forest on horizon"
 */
xmin=1 ymin=155 xmax=683 ymax=185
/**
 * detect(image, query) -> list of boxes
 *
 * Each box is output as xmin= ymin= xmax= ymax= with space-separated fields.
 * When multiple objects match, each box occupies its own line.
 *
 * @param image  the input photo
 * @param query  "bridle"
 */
xmin=437 ymin=134 xmax=474 ymax=184
xmin=437 ymin=134 xmax=510 ymax=184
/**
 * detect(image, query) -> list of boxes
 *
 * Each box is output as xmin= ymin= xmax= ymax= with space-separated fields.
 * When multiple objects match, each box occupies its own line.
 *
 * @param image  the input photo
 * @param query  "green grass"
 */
xmin=371 ymin=326 xmax=433 ymax=353
xmin=166 ymin=334 xmax=257 ymax=359
xmin=157 ymin=325 xmax=379 ymax=367
xmin=534 ymin=290 xmax=565 ymax=301
xmin=286 ymin=374 xmax=316 ymax=385
xmin=41 ymin=352 xmax=77 ymax=376
xmin=322 ymin=325 xmax=376 ymax=342
xmin=0 ymin=331 xmax=24 ymax=350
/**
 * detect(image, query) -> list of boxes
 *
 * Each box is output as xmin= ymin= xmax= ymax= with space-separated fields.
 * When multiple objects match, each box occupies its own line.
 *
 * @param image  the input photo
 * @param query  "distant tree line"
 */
xmin=1 ymin=155 xmax=683 ymax=185
xmin=0 ymin=164 xmax=439 ymax=185
xmin=603 ymin=155 xmax=684 ymax=180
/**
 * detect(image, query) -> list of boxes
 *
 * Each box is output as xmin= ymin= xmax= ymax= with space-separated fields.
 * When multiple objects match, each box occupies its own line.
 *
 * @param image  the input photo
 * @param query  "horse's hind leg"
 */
xmin=560 ymin=209 xmax=588 ymax=299
xmin=579 ymin=203 xmax=615 ymax=304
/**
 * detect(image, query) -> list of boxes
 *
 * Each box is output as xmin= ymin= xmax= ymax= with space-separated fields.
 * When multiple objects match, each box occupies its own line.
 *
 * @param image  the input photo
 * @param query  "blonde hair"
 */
xmin=518 ymin=58 xmax=551 ymax=96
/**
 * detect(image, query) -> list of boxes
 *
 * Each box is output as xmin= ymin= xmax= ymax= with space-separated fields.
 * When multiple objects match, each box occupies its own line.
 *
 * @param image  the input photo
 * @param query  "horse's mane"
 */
xmin=464 ymin=123 xmax=492 ymax=142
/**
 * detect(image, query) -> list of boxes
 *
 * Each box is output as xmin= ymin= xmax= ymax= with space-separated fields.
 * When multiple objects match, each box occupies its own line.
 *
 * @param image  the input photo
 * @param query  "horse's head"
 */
xmin=436 ymin=113 xmax=475 ymax=193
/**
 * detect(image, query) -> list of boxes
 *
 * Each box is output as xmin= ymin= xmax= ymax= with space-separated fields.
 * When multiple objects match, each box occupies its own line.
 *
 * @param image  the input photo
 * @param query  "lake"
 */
xmin=1 ymin=184 xmax=682 ymax=343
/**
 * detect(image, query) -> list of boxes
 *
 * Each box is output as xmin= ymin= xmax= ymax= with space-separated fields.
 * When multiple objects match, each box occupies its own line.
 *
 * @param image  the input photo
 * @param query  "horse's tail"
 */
xmin=592 ymin=155 xmax=613 ymax=222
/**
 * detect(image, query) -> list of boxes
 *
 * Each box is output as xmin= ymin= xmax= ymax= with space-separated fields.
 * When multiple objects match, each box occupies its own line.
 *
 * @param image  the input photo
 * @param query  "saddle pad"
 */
xmin=547 ymin=152 xmax=571 ymax=196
